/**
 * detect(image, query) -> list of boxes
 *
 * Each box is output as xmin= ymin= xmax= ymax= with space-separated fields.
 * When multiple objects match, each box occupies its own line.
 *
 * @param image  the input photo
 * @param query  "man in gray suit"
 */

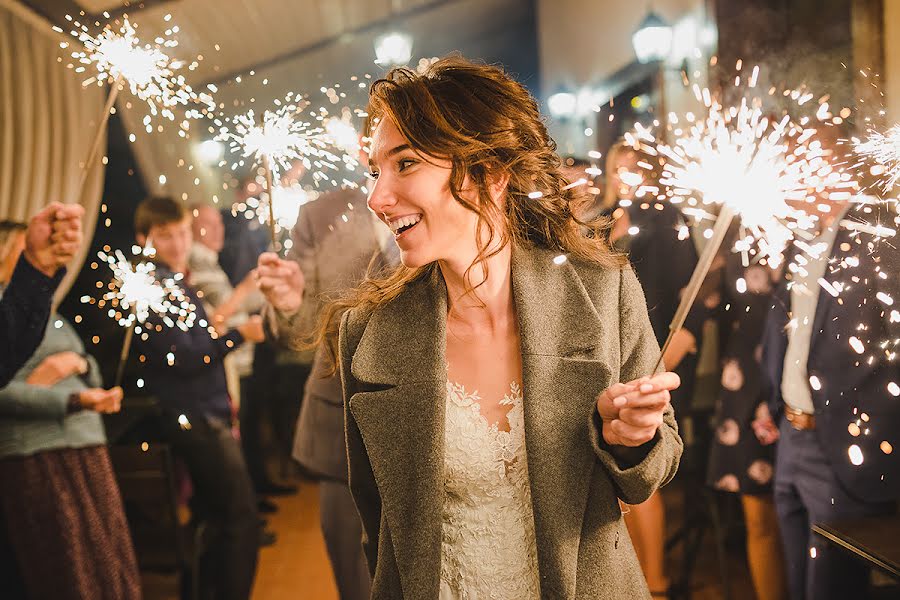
xmin=257 ymin=185 xmax=395 ymax=600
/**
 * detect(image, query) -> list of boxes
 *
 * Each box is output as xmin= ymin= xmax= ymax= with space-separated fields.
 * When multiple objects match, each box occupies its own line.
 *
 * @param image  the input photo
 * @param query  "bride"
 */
xmin=261 ymin=56 xmax=682 ymax=600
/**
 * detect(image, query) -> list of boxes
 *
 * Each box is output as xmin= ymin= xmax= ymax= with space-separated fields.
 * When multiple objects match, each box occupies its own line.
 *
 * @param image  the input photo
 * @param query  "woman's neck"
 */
xmin=439 ymin=242 xmax=514 ymax=334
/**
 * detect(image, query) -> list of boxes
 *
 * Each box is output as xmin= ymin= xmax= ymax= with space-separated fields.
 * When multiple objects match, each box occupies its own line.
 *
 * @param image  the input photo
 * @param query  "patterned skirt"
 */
xmin=0 ymin=445 xmax=141 ymax=599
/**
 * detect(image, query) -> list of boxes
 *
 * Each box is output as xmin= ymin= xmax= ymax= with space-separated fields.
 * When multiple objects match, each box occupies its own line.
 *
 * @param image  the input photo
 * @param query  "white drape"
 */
xmin=0 ymin=0 xmax=107 ymax=299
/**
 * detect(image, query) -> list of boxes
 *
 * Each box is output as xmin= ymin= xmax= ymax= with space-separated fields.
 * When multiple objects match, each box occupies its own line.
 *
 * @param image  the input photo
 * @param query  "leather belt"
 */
xmin=785 ymin=405 xmax=816 ymax=431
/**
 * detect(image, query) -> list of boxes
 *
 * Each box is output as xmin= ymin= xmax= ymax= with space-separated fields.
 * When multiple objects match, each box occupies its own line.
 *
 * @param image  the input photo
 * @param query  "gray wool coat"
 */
xmin=339 ymin=242 xmax=683 ymax=599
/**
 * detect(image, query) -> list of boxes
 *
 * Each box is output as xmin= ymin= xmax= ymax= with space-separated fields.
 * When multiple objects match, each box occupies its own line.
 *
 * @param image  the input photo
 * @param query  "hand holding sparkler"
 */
xmin=596 ymin=372 xmax=681 ymax=448
xmin=24 ymin=203 xmax=84 ymax=277
xmin=256 ymin=252 xmax=305 ymax=316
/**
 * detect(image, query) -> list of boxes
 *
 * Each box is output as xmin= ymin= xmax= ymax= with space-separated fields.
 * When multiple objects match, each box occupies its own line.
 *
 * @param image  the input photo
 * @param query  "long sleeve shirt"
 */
xmin=0 ymin=257 xmax=65 ymax=387
xmin=133 ymin=266 xmax=243 ymax=422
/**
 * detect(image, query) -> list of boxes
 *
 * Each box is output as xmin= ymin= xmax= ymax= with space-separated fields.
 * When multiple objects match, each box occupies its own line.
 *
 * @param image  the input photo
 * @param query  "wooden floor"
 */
xmin=253 ymin=482 xmax=339 ymax=600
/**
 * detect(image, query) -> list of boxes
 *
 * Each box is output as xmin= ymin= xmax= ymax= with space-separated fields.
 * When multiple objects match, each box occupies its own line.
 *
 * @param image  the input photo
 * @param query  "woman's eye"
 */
xmin=398 ymin=158 xmax=416 ymax=172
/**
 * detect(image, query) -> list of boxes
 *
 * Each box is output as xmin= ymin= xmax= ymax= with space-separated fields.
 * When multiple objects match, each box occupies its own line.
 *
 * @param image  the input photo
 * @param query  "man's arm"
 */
xmin=0 ymin=257 xmax=65 ymax=387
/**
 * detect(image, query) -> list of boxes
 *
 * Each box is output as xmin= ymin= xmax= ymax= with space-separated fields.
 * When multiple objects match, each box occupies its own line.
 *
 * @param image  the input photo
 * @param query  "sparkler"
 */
xmin=81 ymin=245 xmax=198 ymax=386
xmin=55 ymin=15 xmax=214 ymax=201
xmin=630 ymin=75 xmax=857 ymax=371
xmin=216 ymin=92 xmax=343 ymax=247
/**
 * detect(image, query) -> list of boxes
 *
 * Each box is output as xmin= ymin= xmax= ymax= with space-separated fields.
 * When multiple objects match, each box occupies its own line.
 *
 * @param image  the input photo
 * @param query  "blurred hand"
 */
xmin=237 ymin=314 xmax=265 ymax=343
xmin=752 ymin=404 xmax=780 ymax=445
xmin=256 ymin=252 xmax=304 ymax=316
xmin=24 ymin=203 xmax=84 ymax=277
xmin=79 ymin=387 xmax=123 ymax=414
xmin=597 ymin=371 xmax=680 ymax=448
xmin=26 ymin=351 xmax=88 ymax=387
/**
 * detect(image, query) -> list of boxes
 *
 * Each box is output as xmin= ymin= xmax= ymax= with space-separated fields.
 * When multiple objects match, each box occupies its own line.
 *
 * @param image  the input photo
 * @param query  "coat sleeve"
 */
xmin=0 ymin=257 xmax=64 ymax=387
xmin=588 ymin=267 xmax=684 ymax=504
xmin=339 ymin=310 xmax=382 ymax=577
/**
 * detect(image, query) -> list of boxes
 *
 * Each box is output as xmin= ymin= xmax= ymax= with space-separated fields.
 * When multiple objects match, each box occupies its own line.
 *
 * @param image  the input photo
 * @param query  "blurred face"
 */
xmin=192 ymin=205 xmax=224 ymax=253
xmin=366 ymin=118 xmax=483 ymax=269
xmin=140 ymin=217 xmax=193 ymax=272
xmin=608 ymin=149 xmax=642 ymax=200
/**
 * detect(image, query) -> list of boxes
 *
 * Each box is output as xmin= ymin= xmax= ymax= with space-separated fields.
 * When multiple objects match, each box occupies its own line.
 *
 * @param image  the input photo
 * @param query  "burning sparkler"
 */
xmin=629 ymin=71 xmax=858 ymax=371
xmin=82 ymin=246 xmax=198 ymax=385
xmin=55 ymin=14 xmax=214 ymax=199
xmin=215 ymin=92 xmax=343 ymax=245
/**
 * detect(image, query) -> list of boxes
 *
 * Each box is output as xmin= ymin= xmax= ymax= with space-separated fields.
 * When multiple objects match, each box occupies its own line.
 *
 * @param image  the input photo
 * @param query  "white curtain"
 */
xmin=0 ymin=0 xmax=106 ymax=299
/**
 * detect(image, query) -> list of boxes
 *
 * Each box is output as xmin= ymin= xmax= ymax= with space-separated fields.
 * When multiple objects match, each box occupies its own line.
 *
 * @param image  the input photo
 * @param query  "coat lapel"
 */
xmin=511 ymin=245 xmax=614 ymax=596
xmin=347 ymin=265 xmax=448 ymax=598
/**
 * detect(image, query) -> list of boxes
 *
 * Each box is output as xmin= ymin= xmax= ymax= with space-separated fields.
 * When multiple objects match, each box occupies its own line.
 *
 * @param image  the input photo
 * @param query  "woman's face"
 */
xmin=367 ymin=118 xmax=482 ymax=269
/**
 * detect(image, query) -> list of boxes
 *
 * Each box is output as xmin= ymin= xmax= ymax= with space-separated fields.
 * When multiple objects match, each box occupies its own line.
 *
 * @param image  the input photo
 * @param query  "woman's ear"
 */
xmin=488 ymin=171 xmax=511 ymax=206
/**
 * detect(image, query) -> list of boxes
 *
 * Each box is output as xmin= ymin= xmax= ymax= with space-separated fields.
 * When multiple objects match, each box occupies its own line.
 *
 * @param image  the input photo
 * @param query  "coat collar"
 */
xmin=347 ymin=243 xmax=611 ymax=597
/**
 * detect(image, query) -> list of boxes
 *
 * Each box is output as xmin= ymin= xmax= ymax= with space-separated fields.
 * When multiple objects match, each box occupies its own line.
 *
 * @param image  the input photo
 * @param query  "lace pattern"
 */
xmin=439 ymin=380 xmax=540 ymax=600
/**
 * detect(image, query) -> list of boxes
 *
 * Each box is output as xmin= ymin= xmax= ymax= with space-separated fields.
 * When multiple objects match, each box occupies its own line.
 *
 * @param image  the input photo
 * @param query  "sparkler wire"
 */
xmin=653 ymin=206 xmax=736 ymax=372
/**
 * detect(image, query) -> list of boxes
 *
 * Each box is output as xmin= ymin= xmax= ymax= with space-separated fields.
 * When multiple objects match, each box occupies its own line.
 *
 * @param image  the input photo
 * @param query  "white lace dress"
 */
xmin=439 ymin=380 xmax=541 ymax=600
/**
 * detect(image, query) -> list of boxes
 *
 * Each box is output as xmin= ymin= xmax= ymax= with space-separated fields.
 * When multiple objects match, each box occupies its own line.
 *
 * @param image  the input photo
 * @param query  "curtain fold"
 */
xmin=0 ymin=0 xmax=106 ymax=301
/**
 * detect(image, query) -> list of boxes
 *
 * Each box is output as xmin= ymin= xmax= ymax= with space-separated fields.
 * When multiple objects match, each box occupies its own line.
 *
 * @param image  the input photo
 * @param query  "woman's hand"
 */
xmin=596 ymin=372 xmax=680 ymax=448
xmin=256 ymin=253 xmax=305 ymax=316
xmin=236 ymin=315 xmax=266 ymax=343
xmin=752 ymin=403 xmax=780 ymax=445
xmin=26 ymin=351 xmax=88 ymax=387
xmin=78 ymin=387 xmax=123 ymax=413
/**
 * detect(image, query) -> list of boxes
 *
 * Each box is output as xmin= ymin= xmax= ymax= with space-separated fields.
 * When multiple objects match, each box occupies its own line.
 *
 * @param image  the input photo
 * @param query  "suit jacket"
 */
xmin=339 ymin=243 xmax=683 ymax=599
xmin=762 ymin=202 xmax=900 ymax=502
xmin=267 ymin=187 xmax=394 ymax=481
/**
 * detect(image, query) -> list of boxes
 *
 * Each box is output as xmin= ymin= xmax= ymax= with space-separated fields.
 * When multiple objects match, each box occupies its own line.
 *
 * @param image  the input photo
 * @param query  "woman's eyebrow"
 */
xmin=369 ymin=143 xmax=412 ymax=168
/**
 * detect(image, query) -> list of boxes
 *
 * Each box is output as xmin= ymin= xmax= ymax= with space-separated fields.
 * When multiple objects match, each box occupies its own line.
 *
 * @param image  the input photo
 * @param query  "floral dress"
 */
xmin=707 ymin=252 xmax=781 ymax=495
xmin=439 ymin=380 xmax=541 ymax=599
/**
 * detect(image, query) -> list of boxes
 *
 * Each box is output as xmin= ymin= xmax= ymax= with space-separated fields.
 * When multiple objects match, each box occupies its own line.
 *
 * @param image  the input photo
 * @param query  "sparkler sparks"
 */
xmin=630 ymin=90 xmax=854 ymax=269
xmin=215 ymin=92 xmax=342 ymax=181
xmin=82 ymin=248 xmax=197 ymax=332
xmin=55 ymin=15 xmax=214 ymax=121
xmin=854 ymin=124 xmax=900 ymax=192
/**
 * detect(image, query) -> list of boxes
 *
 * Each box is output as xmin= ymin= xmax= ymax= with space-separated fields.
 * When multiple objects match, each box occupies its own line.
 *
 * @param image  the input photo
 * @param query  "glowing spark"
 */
xmin=59 ymin=16 xmax=214 ymax=121
xmin=632 ymin=80 xmax=856 ymax=269
xmin=888 ymin=382 xmax=900 ymax=397
xmin=553 ymin=254 xmax=568 ymax=265
xmin=232 ymin=184 xmax=320 ymax=234
xmin=848 ymin=444 xmax=864 ymax=466
xmin=809 ymin=375 xmax=822 ymax=391
xmin=216 ymin=92 xmax=342 ymax=181
xmin=82 ymin=248 xmax=197 ymax=331
xmin=876 ymin=292 xmax=894 ymax=306
xmin=849 ymin=336 xmax=866 ymax=354
xmin=854 ymin=124 xmax=900 ymax=192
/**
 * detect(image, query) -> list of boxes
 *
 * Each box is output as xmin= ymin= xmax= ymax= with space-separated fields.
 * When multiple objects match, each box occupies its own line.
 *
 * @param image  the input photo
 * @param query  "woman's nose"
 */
xmin=366 ymin=177 xmax=397 ymax=215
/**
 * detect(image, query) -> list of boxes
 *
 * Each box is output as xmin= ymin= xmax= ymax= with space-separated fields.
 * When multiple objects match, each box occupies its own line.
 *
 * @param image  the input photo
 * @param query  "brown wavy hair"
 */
xmin=309 ymin=56 xmax=624 ymax=363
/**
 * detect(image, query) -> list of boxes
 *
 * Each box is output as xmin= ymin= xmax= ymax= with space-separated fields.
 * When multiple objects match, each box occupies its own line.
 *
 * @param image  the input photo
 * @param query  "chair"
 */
xmin=109 ymin=443 xmax=206 ymax=600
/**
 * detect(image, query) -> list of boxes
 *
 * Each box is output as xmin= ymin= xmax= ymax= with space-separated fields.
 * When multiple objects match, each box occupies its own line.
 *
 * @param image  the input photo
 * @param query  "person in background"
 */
xmin=705 ymin=231 xmax=788 ymax=600
xmin=133 ymin=196 xmax=265 ymax=600
xmin=0 ymin=221 xmax=140 ymax=600
xmin=219 ymin=178 xmax=270 ymax=286
xmin=763 ymin=197 xmax=899 ymax=600
xmin=188 ymin=203 xmax=281 ymax=535
xmin=602 ymin=140 xmax=705 ymax=597
xmin=0 ymin=203 xmax=84 ymax=387
xmin=256 ymin=180 xmax=395 ymax=600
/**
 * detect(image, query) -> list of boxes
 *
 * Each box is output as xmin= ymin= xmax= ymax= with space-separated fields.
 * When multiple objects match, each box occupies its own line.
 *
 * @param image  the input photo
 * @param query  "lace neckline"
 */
xmin=446 ymin=380 xmax=523 ymax=434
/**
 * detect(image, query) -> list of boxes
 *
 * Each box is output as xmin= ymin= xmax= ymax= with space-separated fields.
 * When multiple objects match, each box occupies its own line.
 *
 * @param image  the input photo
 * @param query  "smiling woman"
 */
xmin=308 ymin=56 xmax=685 ymax=600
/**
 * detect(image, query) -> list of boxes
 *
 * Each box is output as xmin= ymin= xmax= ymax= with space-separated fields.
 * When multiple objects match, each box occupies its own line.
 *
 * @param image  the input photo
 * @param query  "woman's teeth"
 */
xmin=389 ymin=214 xmax=422 ymax=235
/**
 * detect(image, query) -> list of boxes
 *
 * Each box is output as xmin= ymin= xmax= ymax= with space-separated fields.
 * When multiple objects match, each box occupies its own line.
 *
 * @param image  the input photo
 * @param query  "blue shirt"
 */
xmin=132 ymin=266 xmax=244 ymax=421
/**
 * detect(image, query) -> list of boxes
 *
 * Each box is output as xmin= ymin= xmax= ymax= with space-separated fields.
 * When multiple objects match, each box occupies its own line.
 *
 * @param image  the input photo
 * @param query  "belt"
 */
xmin=785 ymin=405 xmax=816 ymax=431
